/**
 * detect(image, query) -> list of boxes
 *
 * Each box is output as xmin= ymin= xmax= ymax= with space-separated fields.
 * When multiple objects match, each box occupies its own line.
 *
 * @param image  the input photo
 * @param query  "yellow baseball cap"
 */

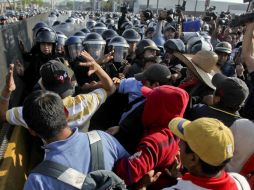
xmin=169 ymin=117 xmax=234 ymax=166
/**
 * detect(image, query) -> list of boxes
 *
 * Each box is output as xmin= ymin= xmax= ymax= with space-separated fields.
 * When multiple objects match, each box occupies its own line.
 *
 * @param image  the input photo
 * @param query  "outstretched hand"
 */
xmin=98 ymin=51 xmax=114 ymax=65
xmin=136 ymin=170 xmax=162 ymax=190
xmin=79 ymin=51 xmax=100 ymax=76
xmin=5 ymin=64 xmax=16 ymax=93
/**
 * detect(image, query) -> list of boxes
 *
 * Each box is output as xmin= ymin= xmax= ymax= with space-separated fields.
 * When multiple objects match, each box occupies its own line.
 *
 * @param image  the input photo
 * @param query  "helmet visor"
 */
xmin=86 ymin=44 xmax=105 ymax=61
xmin=113 ymin=46 xmax=128 ymax=63
xmin=66 ymin=44 xmax=83 ymax=62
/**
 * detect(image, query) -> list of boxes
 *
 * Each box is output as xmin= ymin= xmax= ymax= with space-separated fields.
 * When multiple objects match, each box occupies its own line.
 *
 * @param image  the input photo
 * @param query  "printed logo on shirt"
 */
xmin=129 ymin=151 xmax=142 ymax=161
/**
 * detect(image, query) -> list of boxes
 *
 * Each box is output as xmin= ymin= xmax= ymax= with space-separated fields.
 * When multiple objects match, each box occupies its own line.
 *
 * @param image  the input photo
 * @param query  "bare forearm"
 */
xmin=242 ymin=24 xmax=254 ymax=73
xmin=95 ymin=64 xmax=116 ymax=96
xmin=0 ymin=88 xmax=11 ymax=122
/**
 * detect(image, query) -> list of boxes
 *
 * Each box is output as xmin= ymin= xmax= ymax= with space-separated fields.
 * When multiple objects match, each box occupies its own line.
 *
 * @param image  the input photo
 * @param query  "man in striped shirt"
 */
xmin=0 ymin=51 xmax=116 ymax=132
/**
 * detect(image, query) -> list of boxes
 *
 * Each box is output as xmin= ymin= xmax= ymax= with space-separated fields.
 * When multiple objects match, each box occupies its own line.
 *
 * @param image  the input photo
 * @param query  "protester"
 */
xmin=162 ymin=117 xmax=251 ymax=190
xmin=108 ymin=64 xmax=172 ymax=153
xmin=22 ymin=90 xmax=129 ymax=189
xmin=114 ymin=85 xmax=189 ymax=189
xmin=0 ymin=52 xmax=116 ymax=132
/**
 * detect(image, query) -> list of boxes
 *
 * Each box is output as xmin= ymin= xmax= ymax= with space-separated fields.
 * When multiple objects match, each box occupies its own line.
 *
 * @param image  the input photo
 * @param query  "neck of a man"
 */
xmin=190 ymin=169 xmax=222 ymax=179
xmin=45 ymin=127 xmax=73 ymax=144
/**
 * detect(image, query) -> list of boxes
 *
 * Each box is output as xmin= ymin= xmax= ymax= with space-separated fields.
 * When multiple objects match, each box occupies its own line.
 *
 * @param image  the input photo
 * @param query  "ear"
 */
xmin=28 ymin=128 xmax=37 ymax=137
xmin=187 ymin=152 xmax=200 ymax=169
xmin=213 ymin=95 xmax=221 ymax=105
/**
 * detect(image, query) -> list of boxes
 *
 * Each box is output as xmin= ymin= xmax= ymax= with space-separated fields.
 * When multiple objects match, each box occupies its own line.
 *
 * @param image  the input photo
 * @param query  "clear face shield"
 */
xmin=111 ymin=46 xmax=129 ymax=63
xmin=66 ymin=44 xmax=83 ymax=62
xmin=86 ymin=44 xmax=105 ymax=62
xmin=56 ymin=36 xmax=67 ymax=54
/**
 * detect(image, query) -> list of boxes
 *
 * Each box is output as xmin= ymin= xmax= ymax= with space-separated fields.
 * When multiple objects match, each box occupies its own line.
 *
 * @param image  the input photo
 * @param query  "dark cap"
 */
xmin=134 ymin=64 xmax=171 ymax=84
xmin=212 ymin=73 xmax=249 ymax=110
xmin=40 ymin=60 xmax=74 ymax=98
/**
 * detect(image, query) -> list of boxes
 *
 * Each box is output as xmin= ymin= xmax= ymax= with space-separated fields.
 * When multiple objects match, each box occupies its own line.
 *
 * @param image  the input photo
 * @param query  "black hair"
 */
xmin=23 ymin=90 xmax=67 ymax=140
xmin=184 ymin=141 xmax=230 ymax=175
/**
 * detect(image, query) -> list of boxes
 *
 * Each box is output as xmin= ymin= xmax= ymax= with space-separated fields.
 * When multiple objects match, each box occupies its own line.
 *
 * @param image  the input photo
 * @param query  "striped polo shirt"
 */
xmin=6 ymin=88 xmax=107 ymax=132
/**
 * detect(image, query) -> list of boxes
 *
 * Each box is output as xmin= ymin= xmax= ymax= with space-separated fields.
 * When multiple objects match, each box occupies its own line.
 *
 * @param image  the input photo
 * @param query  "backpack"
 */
xmin=30 ymin=130 xmax=127 ymax=190
xmin=240 ymin=153 xmax=254 ymax=189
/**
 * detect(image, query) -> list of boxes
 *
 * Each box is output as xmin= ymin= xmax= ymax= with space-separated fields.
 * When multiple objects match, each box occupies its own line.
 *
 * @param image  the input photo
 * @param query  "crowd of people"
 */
xmin=0 ymin=6 xmax=254 ymax=190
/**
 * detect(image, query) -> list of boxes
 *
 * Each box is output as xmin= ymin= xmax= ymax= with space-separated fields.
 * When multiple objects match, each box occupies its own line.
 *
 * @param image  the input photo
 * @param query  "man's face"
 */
xmin=146 ymin=31 xmax=154 ymax=39
xmin=164 ymin=30 xmax=175 ymax=40
xmin=230 ymin=34 xmax=238 ymax=48
xmin=179 ymin=140 xmax=191 ymax=170
xmin=128 ymin=42 xmax=137 ymax=54
xmin=216 ymin=52 xmax=229 ymax=66
xmin=40 ymin=43 xmax=53 ymax=55
xmin=144 ymin=49 xmax=157 ymax=58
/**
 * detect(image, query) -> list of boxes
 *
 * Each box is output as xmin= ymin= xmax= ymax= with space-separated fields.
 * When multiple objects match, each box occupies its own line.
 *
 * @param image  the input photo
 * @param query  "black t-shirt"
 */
xmin=186 ymin=104 xmax=241 ymax=127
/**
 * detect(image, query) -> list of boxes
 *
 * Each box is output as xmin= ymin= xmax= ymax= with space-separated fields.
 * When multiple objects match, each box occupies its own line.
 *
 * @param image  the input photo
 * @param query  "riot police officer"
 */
xmin=64 ymin=36 xmax=91 ymax=87
xmin=83 ymin=32 xmax=106 ymax=62
xmin=122 ymin=28 xmax=141 ymax=63
xmin=125 ymin=39 xmax=160 ymax=78
xmin=102 ymin=36 xmax=129 ymax=78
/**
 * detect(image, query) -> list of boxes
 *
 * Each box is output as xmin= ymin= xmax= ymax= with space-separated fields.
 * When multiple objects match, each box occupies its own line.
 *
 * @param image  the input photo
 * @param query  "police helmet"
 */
xmin=83 ymin=32 xmax=106 ymax=45
xmin=102 ymin=29 xmax=118 ymax=42
xmin=105 ymin=18 xmax=114 ymax=27
xmin=74 ymin=31 xmax=87 ymax=41
xmin=53 ymin=20 xmax=61 ymax=26
xmin=135 ymin=39 xmax=160 ymax=56
xmin=122 ymin=29 xmax=141 ymax=43
xmin=164 ymin=39 xmax=185 ymax=53
xmin=132 ymin=19 xmax=140 ymax=27
xmin=32 ymin=22 xmax=48 ymax=31
xmin=215 ymin=41 xmax=232 ymax=54
xmin=108 ymin=36 xmax=129 ymax=48
xmin=86 ymin=19 xmax=96 ymax=30
xmin=186 ymin=36 xmax=213 ymax=54
xmin=83 ymin=33 xmax=106 ymax=61
xmin=36 ymin=29 xmax=57 ymax=44
xmin=64 ymin=36 xmax=83 ymax=62
xmin=108 ymin=36 xmax=129 ymax=63
xmin=81 ymin=28 xmax=90 ymax=34
xmin=120 ymin=21 xmax=133 ymax=31
xmin=66 ymin=17 xmax=75 ymax=24
xmin=93 ymin=22 xmax=107 ymax=34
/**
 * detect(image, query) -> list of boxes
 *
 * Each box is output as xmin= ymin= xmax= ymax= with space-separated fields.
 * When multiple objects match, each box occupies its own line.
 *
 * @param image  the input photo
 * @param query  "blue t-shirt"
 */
xmin=24 ymin=128 xmax=129 ymax=190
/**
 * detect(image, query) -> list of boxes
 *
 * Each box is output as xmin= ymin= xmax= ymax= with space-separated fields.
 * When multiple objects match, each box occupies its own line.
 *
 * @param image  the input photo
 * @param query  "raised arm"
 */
xmin=241 ymin=22 xmax=254 ymax=73
xmin=0 ymin=64 xmax=16 ymax=122
xmin=79 ymin=51 xmax=116 ymax=96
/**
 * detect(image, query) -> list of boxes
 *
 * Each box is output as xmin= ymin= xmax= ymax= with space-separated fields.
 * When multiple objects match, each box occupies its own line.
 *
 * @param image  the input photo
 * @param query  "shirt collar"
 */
xmin=42 ymin=128 xmax=79 ymax=152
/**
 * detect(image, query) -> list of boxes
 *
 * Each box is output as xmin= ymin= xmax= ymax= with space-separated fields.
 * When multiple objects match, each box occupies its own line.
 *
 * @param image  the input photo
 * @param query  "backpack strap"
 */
xmin=31 ymin=160 xmax=86 ymax=189
xmin=30 ymin=131 xmax=105 ymax=189
xmin=87 ymin=130 xmax=105 ymax=171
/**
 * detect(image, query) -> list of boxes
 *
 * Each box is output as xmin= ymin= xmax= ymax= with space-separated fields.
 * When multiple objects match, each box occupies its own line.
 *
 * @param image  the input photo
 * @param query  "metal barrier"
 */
xmin=0 ymin=13 xmax=49 ymax=190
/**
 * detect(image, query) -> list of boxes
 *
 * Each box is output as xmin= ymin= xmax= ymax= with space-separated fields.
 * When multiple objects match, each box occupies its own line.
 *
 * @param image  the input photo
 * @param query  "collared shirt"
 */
xmin=24 ymin=128 xmax=129 ymax=190
xmin=6 ymin=88 xmax=107 ymax=132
